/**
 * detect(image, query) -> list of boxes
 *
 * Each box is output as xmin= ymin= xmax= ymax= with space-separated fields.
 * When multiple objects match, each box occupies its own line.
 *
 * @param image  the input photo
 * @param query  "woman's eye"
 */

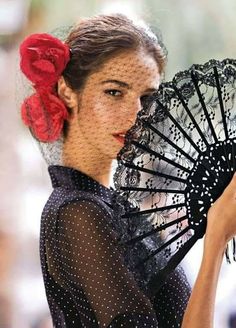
xmin=105 ymin=89 xmax=122 ymax=97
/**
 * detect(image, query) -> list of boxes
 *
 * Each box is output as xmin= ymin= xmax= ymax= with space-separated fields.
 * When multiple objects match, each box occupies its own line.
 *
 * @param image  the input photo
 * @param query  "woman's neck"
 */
xmin=62 ymin=111 xmax=115 ymax=188
xmin=62 ymin=139 xmax=113 ymax=188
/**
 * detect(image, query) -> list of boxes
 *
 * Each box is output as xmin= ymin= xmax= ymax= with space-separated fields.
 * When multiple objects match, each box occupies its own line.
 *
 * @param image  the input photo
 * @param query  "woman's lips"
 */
xmin=113 ymin=135 xmax=125 ymax=144
xmin=112 ymin=132 xmax=126 ymax=144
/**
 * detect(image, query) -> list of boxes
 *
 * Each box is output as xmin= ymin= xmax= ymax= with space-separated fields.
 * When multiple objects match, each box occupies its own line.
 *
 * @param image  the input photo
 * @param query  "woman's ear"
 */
xmin=57 ymin=76 xmax=78 ymax=110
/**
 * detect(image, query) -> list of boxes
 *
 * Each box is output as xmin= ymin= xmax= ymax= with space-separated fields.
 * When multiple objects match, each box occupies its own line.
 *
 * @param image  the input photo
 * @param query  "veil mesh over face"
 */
xmin=17 ymin=20 xmax=166 ymax=167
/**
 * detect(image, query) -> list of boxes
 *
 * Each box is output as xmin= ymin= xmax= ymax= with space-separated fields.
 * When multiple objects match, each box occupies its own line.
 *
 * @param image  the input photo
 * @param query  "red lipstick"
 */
xmin=112 ymin=131 xmax=127 ymax=144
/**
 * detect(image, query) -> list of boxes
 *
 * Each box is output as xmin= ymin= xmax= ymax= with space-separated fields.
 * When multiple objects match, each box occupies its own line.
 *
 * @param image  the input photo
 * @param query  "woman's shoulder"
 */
xmin=42 ymin=186 xmax=113 ymax=219
xmin=41 ymin=187 xmax=119 ymax=243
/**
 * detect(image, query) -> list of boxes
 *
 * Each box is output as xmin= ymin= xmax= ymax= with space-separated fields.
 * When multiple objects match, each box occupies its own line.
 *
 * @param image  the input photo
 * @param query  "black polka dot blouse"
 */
xmin=40 ymin=165 xmax=191 ymax=327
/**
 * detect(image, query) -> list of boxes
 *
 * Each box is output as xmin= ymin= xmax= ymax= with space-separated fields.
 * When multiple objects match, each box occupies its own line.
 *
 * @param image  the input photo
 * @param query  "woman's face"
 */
xmin=74 ymin=49 xmax=161 ymax=160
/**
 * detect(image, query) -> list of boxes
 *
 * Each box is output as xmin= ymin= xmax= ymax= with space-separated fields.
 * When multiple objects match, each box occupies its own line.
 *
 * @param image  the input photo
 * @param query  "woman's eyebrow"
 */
xmin=101 ymin=80 xmax=158 ymax=93
xmin=101 ymin=79 xmax=131 ymax=89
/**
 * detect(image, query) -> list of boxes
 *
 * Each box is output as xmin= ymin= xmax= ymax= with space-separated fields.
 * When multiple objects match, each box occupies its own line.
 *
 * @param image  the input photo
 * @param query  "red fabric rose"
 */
xmin=20 ymin=33 xmax=70 ymax=88
xmin=21 ymin=89 xmax=68 ymax=142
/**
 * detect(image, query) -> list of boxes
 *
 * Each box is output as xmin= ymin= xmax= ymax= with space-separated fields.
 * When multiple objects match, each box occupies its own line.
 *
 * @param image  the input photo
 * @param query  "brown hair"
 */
xmin=63 ymin=14 xmax=167 ymax=91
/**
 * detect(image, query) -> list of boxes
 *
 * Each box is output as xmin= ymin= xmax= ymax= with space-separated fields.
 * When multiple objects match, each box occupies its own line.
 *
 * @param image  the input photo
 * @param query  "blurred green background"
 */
xmin=0 ymin=1 xmax=236 ymax=327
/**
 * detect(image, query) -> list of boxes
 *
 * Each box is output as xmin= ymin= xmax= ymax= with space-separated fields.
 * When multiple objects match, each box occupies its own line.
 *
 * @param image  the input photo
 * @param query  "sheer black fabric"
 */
xmin=40 ymin=165 xmax=191 ymax=327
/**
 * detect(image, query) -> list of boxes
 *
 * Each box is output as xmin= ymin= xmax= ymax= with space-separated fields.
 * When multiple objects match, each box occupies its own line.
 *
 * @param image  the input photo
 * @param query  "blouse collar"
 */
xmin=48 ymin=165 xmax=115 ymax=206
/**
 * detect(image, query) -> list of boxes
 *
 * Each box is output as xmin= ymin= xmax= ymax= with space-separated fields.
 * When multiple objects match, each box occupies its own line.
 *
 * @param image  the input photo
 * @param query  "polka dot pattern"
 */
xmin=40 ymin=165 xmax=191 ymax=327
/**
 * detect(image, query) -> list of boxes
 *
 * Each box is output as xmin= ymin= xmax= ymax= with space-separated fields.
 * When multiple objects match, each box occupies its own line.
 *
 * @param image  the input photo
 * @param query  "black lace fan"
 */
xmin=114 ymin=58 xmax=236 ymax=294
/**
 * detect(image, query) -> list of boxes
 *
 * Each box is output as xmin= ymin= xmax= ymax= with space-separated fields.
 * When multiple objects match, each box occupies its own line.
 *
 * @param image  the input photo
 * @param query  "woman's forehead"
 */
xmin=89 ymin=49 xmax=160 ymax=85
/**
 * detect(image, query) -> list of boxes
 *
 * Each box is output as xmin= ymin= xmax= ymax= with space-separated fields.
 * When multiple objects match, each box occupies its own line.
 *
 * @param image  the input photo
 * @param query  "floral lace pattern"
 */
xmin=114 ymin=58 xmax=236 ymax=289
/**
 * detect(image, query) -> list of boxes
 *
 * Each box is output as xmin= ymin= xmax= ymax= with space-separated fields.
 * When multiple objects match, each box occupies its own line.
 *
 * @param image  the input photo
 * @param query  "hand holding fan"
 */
xmin=114 ymin=58 xmax=236 ymax=294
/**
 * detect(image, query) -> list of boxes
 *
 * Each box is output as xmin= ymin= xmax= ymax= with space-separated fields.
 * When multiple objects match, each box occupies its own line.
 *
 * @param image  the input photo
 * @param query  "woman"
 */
xmin=19 ymin=14 xmax=236 ymax=328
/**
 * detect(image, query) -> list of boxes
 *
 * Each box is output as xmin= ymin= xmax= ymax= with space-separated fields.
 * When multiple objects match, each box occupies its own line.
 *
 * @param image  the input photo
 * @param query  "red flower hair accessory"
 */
xmin=19 ymin=33 xmax=71 ymax=142
xmin=20 ymin=33 xmax=70 ymax=88
xmin=21 ymin=88 xmax=68 ymax=142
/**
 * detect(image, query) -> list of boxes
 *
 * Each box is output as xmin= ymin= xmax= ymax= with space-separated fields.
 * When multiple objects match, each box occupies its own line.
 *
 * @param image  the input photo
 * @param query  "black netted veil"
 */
xmin=114 ymin=58 xmax=236 ymax=293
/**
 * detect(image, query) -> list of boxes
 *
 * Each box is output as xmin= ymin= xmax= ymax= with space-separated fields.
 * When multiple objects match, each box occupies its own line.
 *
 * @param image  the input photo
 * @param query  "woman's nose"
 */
xmin=126 ymin=98 xmax=142 ymax=124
